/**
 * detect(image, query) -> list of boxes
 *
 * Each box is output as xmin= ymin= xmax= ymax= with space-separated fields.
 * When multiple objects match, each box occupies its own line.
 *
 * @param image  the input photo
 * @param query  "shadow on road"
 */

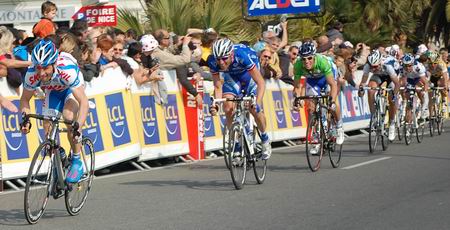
xmin=120 ymin=179 xmax=241 ymax=191
xmin=0 ymin=208 xmax=67 ymax=226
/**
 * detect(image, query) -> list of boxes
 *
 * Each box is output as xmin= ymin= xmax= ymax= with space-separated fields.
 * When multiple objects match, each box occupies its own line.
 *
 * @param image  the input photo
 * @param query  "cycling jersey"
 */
xmin=383 ymin=55 xmax=401 ymax=75
xmin=293 ymin=54 xmax=333 ymax=95
xmin=293 ymin=54 xmax=333 ymax=80
xmin=403 ymin=62 xmax=426 ymax=80
xmin=427 ymin=61 xmax=448 ymax=79
xmin=24 ymin=52 xmax=84 ymax=116
xmin=207 ymin=44 xmax=259 ymax=96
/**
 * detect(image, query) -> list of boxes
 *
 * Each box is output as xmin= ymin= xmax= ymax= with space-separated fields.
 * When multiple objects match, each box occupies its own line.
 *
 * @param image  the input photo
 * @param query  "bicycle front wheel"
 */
xmin=328 ymin=119 xmax=343 ymax=168
xmin=404 ymin=123 xmax=412 ymax=145
xmin=252 ymin=127 xmax=267 ymax=184
xmin=222 ymin=126 xmax=230 ymax=170
xmin=305 ymin=114 xmax=324 ymax=172
xmin=228 ymin=124 xmax=247 ymax=190
xmin=381 ymin=102 xmax=389 ymax=151
xmin=24 ymin=141 xmax=53 ymax=224
xmin=369 ymin=114 xmax=379 ymax=153
xmin=65 ymin=137 xmax=95 ymax=216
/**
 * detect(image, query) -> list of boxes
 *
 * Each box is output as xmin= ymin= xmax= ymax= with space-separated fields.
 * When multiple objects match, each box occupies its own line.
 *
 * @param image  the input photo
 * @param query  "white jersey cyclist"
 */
xmin=24 ymin=51 xmax=84 ymax=117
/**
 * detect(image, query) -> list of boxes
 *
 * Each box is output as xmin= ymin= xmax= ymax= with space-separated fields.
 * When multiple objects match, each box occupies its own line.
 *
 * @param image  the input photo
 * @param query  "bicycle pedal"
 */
xmin=52 ymin=188 xmax=64 ymax=199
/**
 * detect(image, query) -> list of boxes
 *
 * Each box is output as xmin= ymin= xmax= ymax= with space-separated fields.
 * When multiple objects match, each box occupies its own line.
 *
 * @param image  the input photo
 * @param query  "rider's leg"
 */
xmin=223 ymin=94 xmax=235 ymax=129
xmin=63 ymin=97 xmax=84 ymax=183
xmin=367 ymin=80 xmax=379 ymax=115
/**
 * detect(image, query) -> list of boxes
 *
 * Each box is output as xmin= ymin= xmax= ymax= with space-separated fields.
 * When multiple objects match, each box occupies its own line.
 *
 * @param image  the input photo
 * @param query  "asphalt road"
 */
xmin=1 ymin=124 xmax=449 ymax=230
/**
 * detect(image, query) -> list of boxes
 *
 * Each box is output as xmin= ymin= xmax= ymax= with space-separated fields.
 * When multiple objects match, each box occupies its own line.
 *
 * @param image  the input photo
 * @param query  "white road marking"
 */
xmin=341 ymin=157 xmax=392 ymax=169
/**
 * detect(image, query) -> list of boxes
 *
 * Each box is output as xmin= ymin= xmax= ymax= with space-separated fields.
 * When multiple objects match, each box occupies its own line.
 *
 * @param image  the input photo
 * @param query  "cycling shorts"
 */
xmin=222 ymin=72 xmax=257 ymax=97
xmin=370 ymin=74 xmax=392 ymax=86
xmin=407 ymin=78 xmax=420 ymax=86
xmin=43 ymin=88 xmax=74 ymax=117
xmin=306 ymin=76 xmax=328 ymax=96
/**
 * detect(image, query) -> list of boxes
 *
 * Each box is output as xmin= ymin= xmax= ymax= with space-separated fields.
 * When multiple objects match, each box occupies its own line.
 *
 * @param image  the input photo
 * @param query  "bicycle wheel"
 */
xmin=228 ymin=123 xmax=247 ymax=190
xmin=381 ymin=101 xmax=389 ymax=151
xmin=416 ymin=110 xmax=425 ymax=143
xmin=397 ymin=103 xmax=404 ymax=141
xmin=404 ymin=123 xmax=412 ymax=145
xmin=305 ymin=114 xmax=324 ymax=172
xmin=252 ymin=127 xmax=267 ymax=184
xmin=429 ymin=116 xmax=435 ymax=137
xmin=24 ymin=141 xmax=53 ymax=224
xmin=65 ymin=137 xmax=95 ymax=216
xmin=369 ymin=112 xmax=379 ymax=153
xmin=328 ymin=116 xmax=342 ymax=168
xmin=437 ymin=101 xmax=444 ymax=135
xmin=222 ymin=126 xmax=230 ymax=170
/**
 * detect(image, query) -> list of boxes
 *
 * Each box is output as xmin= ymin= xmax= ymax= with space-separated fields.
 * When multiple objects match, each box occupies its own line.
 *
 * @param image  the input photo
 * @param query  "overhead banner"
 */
xmin=247 ymin=0 xmax=321 ymax=16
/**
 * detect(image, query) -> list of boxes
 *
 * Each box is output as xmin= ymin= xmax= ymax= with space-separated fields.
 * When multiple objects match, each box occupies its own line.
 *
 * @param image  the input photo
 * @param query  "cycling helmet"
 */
xmin=299 ymin=41 xmax=316 ymax=57
xmin=389 ymin=44 xmax=400 ymax=57
xmin=367 ymin=50 xmax=382 ymax=66
xmin=428 ymin=51 xmax=440 ymax=63
xmin=31 ymin=39 xmax=59 ymax=67
xmin=402 ymin=53 xmax=414 ymax=65
xmin=140 ymin=34 xmax=159 ymax=52
xmin=213 ymin=38 xmax=234 ymax=58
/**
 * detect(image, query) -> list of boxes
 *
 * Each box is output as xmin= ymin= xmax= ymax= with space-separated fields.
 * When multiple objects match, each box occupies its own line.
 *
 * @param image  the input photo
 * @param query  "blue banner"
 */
xmin=83 ymin=98 xmax=105 ymax=152
xmin=203 ymin=93 xmax=216 ymax=137
xmin=105 ymin=93 xmax=131 ymax=147
xmin=140 ymin=96 xmax=160 ymax=144
xmin=2 ymin=100 xmax=29 ymax=160
xmin=248 ymin=0 xmax=321 ymax=16
xmin=272 ymin=91 xmax=287 ymax=129
xmin=164 ymin=95 xmax=182 ymax=142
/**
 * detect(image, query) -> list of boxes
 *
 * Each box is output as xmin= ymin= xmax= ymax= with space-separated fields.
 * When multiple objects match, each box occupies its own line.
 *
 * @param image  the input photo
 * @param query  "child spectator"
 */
xmin=32 ymin=1 xmax=58 ymax=38
xmin=79 ymin=43 xmax=100 ymax=82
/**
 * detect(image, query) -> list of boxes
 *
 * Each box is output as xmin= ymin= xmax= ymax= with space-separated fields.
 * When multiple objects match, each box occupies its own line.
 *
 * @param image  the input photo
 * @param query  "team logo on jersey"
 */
xmin=164 ymin=94 xmax=182 ymax=142
xmin=105 ymin=93 xmax=131 ymax=146
xmin=287 ymin=91 xmax=302 ymax=127
xmin=140 ymin=95 xmax=160 ymax=144
xmin=2 ymin=100 xmax=29 ymax=160
xmin=83 ymin=98 xmax=104 ymax=152
xmin=272 ymin=91 xmax=287 ymax=128
xmin=203 ymin=93 xmax=216 ymax=137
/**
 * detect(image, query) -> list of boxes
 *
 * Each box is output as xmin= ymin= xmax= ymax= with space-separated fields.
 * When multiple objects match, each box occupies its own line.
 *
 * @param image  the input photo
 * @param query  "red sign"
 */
xmin=182 ymin=79 xmax=205 ymax=160
xmin=72 ymin=5 xmax=117 ymax=27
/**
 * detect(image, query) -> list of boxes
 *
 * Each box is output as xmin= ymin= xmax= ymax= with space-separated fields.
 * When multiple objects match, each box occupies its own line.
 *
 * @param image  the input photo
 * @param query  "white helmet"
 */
xmin=213 ymin=38 xmax=234 ymax=58
xmin=140 ymin=34 xmax=159 ymax=52
xmin=368 ymin=50 xmax=382 ymax=66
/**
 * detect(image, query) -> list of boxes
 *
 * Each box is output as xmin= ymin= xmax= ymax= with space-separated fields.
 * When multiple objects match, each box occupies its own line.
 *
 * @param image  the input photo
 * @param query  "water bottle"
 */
xmin=58 ymin=147 xmax=69 ymax=168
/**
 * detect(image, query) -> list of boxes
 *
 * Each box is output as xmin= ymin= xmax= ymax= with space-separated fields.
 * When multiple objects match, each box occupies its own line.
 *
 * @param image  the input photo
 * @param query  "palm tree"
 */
xmin=424 ymin=0 xmax=450 ymax=46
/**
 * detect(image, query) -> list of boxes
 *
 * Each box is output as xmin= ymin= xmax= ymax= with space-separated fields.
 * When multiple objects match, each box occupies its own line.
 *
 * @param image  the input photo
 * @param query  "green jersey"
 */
xmin=294 ymin=54 xmax=333 ymax=81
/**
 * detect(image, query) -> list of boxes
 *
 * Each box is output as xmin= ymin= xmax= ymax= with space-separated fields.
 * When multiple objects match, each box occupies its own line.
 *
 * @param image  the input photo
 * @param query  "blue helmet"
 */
xmin=299 ymin=41 xmax=316 ymax=57
xmin=402 ymin=53 xmax=415 ymax=66
xmin=31 ymin=39 xmax=59 ymax=67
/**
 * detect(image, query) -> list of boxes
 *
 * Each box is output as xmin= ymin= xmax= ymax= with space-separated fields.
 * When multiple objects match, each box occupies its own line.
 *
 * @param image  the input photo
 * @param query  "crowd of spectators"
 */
xmin=1 ymin=0 xmax=449 ymax=113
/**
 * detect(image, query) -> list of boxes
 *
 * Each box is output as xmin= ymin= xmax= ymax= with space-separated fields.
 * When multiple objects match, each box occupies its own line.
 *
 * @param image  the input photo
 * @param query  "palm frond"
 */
xmin=117 ymin=8 xmax=146 ymax=35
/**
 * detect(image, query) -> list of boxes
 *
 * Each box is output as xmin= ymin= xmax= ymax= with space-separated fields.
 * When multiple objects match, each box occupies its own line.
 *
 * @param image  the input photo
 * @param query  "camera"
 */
xmin=187 ymin=41 xmax=197 ymax=51
xmin=149 ymin=57 xmax=160 ymax=69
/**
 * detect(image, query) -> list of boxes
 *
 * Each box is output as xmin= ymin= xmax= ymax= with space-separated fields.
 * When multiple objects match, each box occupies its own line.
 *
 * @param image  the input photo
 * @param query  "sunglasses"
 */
xmin=403 ymin=64 xmax=413 ymax=68
xmin=162 ymin=37 xmax=170 ymax=40
xmin=216 ymin=56 xmax=229 ymax=62
xmin=370 ymin=65 xmax=380 ymax=68
xmin=301 ymin=56 xmax=314 ymax=61
xmin=291 ymin=53 xmax=298 ymax=56
xmin=114 ymin=48 xmax=123 ymax=52
xmin=263 ymin=55 xmax=271 ymax=59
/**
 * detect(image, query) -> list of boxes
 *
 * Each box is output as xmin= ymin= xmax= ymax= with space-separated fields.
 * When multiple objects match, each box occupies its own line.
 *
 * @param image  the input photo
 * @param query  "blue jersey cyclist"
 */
xmin=207 ymin=38 xmax=271 ymax=160
xmin=20 ymin=39 xmax=89 ymax=183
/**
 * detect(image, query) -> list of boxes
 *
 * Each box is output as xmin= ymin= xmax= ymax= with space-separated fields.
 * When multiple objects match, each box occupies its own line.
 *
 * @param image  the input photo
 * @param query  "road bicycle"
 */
xmin=429 ymin=85 xmax=446 ymax=136
xmin=212 ymin=95 xmax=267 ymax=190
xmin=294 ymin=91 xmax=343 ymax=172
xmin=362 ymin=86 xmax=391 ymax=153
xmin=23 ymin=113 xmax=95 ymax=224
xmin=402 ymin=85 xmax=425 ymax=145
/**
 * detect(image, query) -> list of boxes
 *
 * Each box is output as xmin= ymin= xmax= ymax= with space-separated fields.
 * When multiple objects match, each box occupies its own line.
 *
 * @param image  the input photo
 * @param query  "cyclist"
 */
xmin=293 ymin=41 xmax=345 ymax=152
xmin=207 ymin=38 xmax=271 ymax=160
xmin=19 ymin=39 xmax=89 ymax=183
xmin=401 ymin=53 xmax=429 ymax=132
xmin=359 ymin=50 xmax=400 ymax=141
xmin=426 ymin=51 xmax=449 ymax=117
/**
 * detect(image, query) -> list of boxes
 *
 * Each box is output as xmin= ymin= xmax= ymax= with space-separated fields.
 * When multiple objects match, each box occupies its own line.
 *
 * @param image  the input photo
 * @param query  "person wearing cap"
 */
xmin=152 ymin=29 xmax=192 ymax=70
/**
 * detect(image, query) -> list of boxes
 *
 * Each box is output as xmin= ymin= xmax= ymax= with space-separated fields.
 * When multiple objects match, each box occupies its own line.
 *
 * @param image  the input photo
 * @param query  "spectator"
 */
xmin=354 ymin=43 xmax=371 ymax=68
xmin=59 ymin=32 xmax=82 ymax=61
xmin=32 ymin=1 xmax=58 ymax=38
xmin=140 ymin=34 xmax=159 ymax=69
xmin=326 ymin=21 xmax=344 ymax=43
xmin=152 ymin=29 xmax=192 ymax=70
xmin=259 ymin=48 xmax=277 ymax=79
xmin=200 ymin=28 xmax=218 ymax=66
xmin=279 ymin=45 xmax=298 ymax=86
xmin=96 ymin=34 xmax=133 ymax=76
xmin=70 ymin=19 xmax=89 ymax=44
xmin=113 ymin=41 xmax=125 ymax=59
xmin=79 ymin=43 xmax=100 ymax=82
xmin=113 ymin=29 xmax=126 ymax=44
xmin=175 ymin=33 xmax=212 ymax=105
xmin=0 ymin=27 xmax=31 ymax=94
xmin=123 ymin=42 xmax=163 ymax=86
xmin=125 ymin=29 xmax=138 ymax=46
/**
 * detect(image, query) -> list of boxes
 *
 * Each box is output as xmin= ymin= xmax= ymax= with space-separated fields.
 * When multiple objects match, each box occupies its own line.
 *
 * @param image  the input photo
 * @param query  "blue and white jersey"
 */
xmin=383 ymin=55 xmax=401 ymax=75
xmin=23 ymin=52 xmax=84 ymax=92
xmin=207 ymin=44 xmax=260 ymax=80
xmin=402 ymin=62 xmax=426 ymax=80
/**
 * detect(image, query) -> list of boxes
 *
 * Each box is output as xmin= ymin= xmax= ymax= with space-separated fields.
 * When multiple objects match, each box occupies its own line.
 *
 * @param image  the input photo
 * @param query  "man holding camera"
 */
xmin=152 ymin=29 xmax=192 ymax=70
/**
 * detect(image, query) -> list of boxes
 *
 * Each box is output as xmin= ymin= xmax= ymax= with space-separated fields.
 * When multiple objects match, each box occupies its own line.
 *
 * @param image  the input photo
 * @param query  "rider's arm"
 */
xmin=19 ymin=89 xmax=34 ymax=116
xmin=71 ymin=87 xmax=89 ymax=129
xmin=212 ymin=72 xmax=222 ymax=100
xmin=326 ymin=73 xmax=338 ymax=103
xmin=278 ymin=22 xmax=288 ymax=51
xmin=248 ymin=66 xmax=265 ymax=105
xmin=360 ymin=64 xmax=371 ymax=87
xmin=387 ymin=65 xmax=400 ymax=95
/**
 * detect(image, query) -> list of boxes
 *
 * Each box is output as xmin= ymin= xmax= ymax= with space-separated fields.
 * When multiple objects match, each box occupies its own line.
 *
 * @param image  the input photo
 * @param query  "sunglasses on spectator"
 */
xmin=291 ymin=52 xmax=298 ymax=56
xmin=301 ymin=56 xmax=314 ymax=61
xmin=263 ymin=55 xmax=271 ymax=59
xmin=216 ymin=56 xmax=229 ymax=62
xmin=163 ymin=36 xmax=170 ymax=40
xmin=114 ymin=48 xmax=123 ymax=52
